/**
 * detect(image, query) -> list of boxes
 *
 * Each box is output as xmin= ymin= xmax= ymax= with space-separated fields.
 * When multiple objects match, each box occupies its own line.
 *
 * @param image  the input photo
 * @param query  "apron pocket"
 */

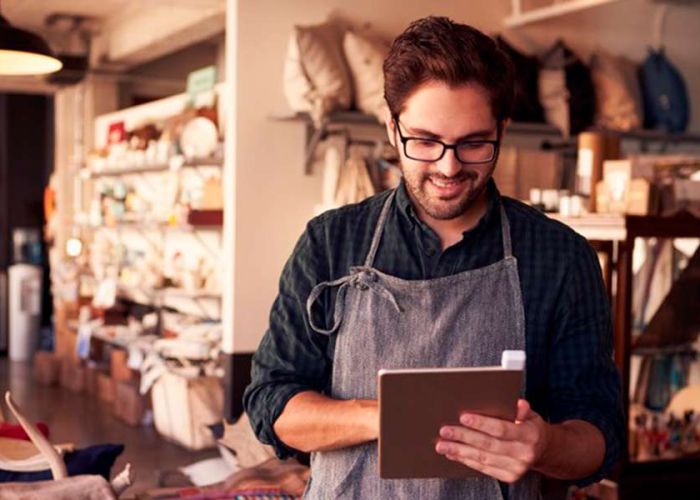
xmin=331 ymin=445 xmax=369 ymax=498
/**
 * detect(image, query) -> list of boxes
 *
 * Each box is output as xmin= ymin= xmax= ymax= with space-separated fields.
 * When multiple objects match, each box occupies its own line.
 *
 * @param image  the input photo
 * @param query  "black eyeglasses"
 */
xmin=393 ymin=115 xmax=500 ymax=164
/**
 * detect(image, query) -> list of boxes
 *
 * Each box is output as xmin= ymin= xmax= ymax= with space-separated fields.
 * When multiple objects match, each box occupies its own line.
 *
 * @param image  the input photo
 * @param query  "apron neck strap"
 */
xmin=499 ymin=203 xmax=513 ymax=258
xmin=363 ymin=190 xmax=396 ymax=268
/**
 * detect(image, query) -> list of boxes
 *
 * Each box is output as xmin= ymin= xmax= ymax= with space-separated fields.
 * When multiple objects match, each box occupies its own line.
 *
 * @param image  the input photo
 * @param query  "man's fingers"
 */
xmin=458 ymin=412 xmax=520 ymax=440
xmin=436 ymin=440 xmax=523 ymax=471
xmin=437 ymin=442 xmax=527 ymax=484
xmin=439 ymin=425 xmax=530 ymax=458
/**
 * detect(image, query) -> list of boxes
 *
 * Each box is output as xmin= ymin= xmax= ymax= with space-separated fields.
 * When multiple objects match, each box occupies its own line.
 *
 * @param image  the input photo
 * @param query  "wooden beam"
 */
xmin=505 ymin=0 xmax=619 ymax=27
xmin=91 ymin=4 xmax=225 ymax=69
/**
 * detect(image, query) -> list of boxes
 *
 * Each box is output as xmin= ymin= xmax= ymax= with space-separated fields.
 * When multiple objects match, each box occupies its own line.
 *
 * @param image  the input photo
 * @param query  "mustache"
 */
xmin=424 ymin=171 xmax=476 ymax=182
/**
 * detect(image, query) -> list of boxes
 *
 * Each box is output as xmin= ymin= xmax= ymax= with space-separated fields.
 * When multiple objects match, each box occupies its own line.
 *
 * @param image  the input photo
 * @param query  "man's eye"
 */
xmin=459 ymin=142 xmax=486 ymax=150
xmin=415 ymin=140 xmax=438 ymax=148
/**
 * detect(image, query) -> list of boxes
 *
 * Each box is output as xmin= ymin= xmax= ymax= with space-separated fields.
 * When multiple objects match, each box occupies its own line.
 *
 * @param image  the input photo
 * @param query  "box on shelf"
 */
xmin=97 ymin=372 xmax=116 ymax=403
xmin=33 ymin=351 xmax=60 ymax=386
xmin=199 ymin=177 xmax=223 ymax=210
xmin=597 ymin=159 xmax=657 ymax=215
xmin=187 ymin=209 xmax=223 ymax=226
xmin=111 ymin=349 xmax=139 ymax=383
xmin=54 ymin=300 xmax=79 ymax=361
xmin=114 ymin=381 xmax=148 ymax=426
xmin=91 ymin=305 xmax=128 ymax=326
xmin=60 ymin=358 xmax=85 ymax=393
xmin=151 ymin=371 xmax=223 ymax=450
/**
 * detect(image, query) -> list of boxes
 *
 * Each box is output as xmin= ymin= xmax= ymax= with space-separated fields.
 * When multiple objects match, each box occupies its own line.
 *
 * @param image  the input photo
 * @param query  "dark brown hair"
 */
xmin=383 ymin=16 xmax=515 ymax=122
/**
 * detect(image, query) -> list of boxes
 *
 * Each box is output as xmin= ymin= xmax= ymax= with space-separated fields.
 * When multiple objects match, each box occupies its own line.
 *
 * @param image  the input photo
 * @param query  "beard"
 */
xmin=400 ymin=162 xmax=495 ymax=220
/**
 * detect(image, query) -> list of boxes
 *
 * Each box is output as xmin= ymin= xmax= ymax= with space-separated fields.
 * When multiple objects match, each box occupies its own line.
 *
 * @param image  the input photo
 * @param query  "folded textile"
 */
xmin=0 ymin=422 xmax=50 ymax=441
xmin=0 ymin=444 xmax=124 ymax=483
xmin=139 ymin=458 xmax=309 ymax=500
xmin=0 ymin=474 xmax=116 ymax=500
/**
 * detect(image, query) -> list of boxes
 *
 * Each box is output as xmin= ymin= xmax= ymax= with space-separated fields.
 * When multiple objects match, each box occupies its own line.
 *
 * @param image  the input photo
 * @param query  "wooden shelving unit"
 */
xmin=555 ymin=211 xmax=700 ymax=498
xmin=86 ymin=156 xmax=223 ymax=178
xmin=71 ymin=89 xmax=227 ymax=347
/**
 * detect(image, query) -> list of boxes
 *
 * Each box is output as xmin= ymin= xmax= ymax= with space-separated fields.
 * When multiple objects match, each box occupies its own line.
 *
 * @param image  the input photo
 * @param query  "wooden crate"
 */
xmin=97 ymin=372 xmax=115 ymax=403
xmin=33 ymin=351 xmax=60 ymax=386
xmin=60 ymin=358 xmax=85 ymax=393
xmin=114 ymin=381 xmax=148 ymax=426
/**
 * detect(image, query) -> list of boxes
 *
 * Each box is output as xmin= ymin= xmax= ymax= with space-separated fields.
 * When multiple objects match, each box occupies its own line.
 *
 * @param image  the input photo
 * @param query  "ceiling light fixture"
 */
xmin=0 ymin=3 xmax=62 ymax=75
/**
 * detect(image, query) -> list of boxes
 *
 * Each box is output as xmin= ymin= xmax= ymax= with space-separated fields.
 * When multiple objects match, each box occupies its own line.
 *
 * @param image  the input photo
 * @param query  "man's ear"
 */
xmin=384 ymin=106 xmax=396 ymax=148
xmin=498 ymin=118 xmax=511 ymax=141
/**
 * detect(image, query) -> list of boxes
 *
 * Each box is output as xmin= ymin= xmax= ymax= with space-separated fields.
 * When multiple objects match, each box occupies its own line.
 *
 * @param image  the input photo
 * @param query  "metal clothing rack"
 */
xmin=270 ymin=111 xmax=564 ymax=174
xmin=272 ymin=110 xmax=700 ymax=176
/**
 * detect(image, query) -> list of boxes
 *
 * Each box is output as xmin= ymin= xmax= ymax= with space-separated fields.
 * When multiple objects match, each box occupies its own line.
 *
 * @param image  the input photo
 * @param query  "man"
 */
xmin=244 ymin=16 xmax=623 ymax=499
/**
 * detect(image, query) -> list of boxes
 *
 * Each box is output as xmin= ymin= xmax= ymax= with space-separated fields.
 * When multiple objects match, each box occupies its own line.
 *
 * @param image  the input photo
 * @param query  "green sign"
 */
xmin=187 ymin=65 xmax=217 ymax=106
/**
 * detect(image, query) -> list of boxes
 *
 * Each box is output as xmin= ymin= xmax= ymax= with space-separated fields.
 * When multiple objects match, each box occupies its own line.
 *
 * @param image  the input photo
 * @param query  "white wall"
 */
xmin=233 ymin=0 xmax=700 ymax=352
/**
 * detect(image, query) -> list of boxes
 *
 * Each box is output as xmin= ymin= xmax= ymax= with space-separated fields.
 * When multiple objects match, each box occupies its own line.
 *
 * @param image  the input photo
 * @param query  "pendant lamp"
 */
xmin=0 ymin=9 xmax=62 ymax=75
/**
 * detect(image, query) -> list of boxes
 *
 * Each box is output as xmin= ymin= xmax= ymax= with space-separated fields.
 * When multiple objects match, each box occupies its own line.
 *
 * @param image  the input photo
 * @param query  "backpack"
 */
xmin=496 ymin=36 xmax=545 ymax=124
xmin=639 ymin=48 xmax=690 ymax=133
xmin=539 ymin=40 xmax=596 ymax=136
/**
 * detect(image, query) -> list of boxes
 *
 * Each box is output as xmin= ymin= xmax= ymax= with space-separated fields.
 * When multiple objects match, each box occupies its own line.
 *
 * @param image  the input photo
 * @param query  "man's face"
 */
xmin=388 ymin=81 xmax=500 ymax=221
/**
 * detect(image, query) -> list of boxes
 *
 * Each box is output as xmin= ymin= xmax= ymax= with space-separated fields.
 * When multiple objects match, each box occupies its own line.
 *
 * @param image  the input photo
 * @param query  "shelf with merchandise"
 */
xmin=270 ymin=111 xmax=563 ymax=174
xmin=83 ymin=154 xmax=224 ymax=179
xmin=117 ymin=284 xmax=221 ymax=305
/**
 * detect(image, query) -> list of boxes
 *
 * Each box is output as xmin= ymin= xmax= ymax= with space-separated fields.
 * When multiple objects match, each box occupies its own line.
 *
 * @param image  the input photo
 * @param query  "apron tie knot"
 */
xmin=306 ymin=267 xmax=404 ymax=335
xmin=350 ymin=267 xmax=403 ymax=314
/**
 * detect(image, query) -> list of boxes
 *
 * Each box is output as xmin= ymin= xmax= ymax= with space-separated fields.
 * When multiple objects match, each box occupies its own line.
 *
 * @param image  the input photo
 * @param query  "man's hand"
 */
xmin=435 ymin=399 xmax=551 ymax=484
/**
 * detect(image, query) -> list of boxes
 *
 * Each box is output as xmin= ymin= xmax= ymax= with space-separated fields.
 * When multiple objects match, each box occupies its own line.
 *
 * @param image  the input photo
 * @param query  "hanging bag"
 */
xmin=639 ymin=48 xmax=690 ymax=133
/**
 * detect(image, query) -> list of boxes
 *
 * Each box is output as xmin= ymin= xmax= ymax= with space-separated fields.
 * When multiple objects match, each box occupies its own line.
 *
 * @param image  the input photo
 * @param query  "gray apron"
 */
xmin=304 ymin=190 xmax=541 ymax=499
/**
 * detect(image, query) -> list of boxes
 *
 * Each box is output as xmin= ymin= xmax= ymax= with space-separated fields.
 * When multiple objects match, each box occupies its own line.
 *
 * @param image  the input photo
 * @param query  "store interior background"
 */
xmin=0 ymin=0 xmax=699 ymax=498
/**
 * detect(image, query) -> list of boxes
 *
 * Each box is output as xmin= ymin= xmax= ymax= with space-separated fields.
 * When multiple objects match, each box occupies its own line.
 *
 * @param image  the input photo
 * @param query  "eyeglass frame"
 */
xmin=392 ymin=114 xmax=501 ymax=165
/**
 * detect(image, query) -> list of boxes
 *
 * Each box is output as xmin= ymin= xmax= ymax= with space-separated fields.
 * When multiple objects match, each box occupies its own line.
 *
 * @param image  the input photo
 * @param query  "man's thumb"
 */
xmin=515 ymin=399 xmax=535 ymax=423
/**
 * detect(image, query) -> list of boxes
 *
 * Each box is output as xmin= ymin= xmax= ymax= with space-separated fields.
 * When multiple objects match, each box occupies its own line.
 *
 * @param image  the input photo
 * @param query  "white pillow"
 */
xmin=283 ymin=21 xmax=352 ymax=125
xmin=343 ymin=31 xmax=390 ymax=121
xmin=539 ymin=68 xmax=570 ymax=137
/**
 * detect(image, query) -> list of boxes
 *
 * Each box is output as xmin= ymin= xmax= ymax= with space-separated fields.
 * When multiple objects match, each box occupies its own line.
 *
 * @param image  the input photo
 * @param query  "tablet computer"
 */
xmin=378 ymin=364 xmax=523 ymax=479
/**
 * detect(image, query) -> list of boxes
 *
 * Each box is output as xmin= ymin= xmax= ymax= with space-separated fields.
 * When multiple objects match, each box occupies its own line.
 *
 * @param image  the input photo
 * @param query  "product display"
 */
xmin=595 ymin=154 xmax=700 ymax=216
xmin=180 ymin=117 xmax=219 ymax=160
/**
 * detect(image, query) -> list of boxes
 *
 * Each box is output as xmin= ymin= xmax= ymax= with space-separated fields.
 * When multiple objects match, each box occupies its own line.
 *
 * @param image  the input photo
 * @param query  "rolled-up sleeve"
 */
xmin=548 ymin=237 xmax=625 ymax=486
xmin=243 ymin=219 xmax=331 ymax=459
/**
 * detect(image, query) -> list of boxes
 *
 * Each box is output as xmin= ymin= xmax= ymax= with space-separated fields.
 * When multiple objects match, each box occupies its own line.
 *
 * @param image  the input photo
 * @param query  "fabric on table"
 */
xmin=0 ymin=444 xmax=124 ymax=483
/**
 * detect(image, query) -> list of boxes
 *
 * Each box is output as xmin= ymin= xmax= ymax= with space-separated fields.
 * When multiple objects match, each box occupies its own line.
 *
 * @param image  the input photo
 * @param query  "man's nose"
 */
xmin=435 ymin=147 xmax=462 ymax=177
